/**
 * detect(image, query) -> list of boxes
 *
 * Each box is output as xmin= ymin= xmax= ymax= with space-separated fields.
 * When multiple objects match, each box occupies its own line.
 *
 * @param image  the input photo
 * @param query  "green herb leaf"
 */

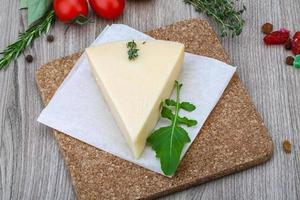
xmin=147 ymin=126 xmax=191 ymax=176
xmin=20 ymin=0 xmax=28 ymax=9
xmin=0 ymin=10 xmax=55 ymax=70
xmin=147 ymin=81 xmax=198 ymax=176
xmin=161 ymin=106 xmax=174 ymax=120
xmin=165 ymin=99 xmax=176 ymax=106
xmin=180 ymin=102 xmax=196 ymax=111
xmin=28 ymin=0 xmax=52 ymax=25
xmin=177 ymin=116 xmax=197 ymax=127
xmin=127 ymin=40 xmax=139 ymax=60
xmin=184 ymin=0 xmax=246 ymax=37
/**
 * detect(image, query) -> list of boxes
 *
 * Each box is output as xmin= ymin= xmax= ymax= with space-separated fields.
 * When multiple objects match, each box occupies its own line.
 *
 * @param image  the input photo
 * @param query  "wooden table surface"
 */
xmin=0 ymin=0 xmax=299 ymax=199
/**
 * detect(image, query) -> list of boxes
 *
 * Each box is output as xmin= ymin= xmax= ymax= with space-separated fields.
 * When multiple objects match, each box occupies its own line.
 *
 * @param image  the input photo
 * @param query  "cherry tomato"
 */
xmin=88 ymin=0 xmax=125 ymax=20
xmin=53 ymin=0 xmax=89 ymax=23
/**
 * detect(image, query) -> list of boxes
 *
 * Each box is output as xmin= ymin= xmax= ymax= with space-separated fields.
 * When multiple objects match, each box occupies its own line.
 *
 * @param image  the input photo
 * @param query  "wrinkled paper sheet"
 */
xmin=38 ymin=24 xmax=236 ymax=175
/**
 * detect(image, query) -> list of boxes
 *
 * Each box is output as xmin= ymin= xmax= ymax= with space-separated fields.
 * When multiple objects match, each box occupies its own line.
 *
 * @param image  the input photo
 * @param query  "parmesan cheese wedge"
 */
xmin=86 ymin=40 xmax=184 ymax=158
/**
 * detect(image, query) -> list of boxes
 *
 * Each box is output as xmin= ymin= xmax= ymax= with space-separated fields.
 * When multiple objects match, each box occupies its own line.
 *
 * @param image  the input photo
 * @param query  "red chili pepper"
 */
xmin=292 ymin=32 xmax=300 ymax=55
xmin=263 ymin=28 xmax=290 ymax=45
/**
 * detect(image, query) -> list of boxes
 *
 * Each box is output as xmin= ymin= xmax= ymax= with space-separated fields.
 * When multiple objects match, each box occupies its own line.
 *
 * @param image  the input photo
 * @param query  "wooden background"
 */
xmin=0 ymin=0 xmax=299 ymax=199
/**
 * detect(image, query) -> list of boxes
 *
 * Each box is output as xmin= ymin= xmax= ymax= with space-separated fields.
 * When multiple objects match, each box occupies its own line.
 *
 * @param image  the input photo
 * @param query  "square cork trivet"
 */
xmin=36 ymin=19 xmax=273 ymax=200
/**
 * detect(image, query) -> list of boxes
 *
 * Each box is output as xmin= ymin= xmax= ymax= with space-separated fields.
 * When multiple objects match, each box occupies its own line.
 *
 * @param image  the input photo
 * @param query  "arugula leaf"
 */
xmin=165 ymin=99 xmax=176 ymax=106
xmin=20 ymin=0 xmax=28 ymax=9
xmin=178 ymin=116 xmax=197 ymax=127
xmin=180 ymin=102 xmax=196 ymax=111
xmin=147 ymin=81 xmax=197 ymax=176
xmin=28 ymin=0 xmax=52 ymax=25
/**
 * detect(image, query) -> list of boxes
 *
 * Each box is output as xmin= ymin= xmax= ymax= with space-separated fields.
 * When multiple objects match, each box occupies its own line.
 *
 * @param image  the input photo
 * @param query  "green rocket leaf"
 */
xmin=147 ymin=81 xmax=197 ymax=176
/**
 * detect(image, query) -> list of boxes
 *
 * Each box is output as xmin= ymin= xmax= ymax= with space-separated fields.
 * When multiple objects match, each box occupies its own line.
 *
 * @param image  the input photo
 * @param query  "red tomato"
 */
xmin=53 ymin=0 xmax=89 ymax=22
xmin=89 ymin=0 xmax=125 ymax=20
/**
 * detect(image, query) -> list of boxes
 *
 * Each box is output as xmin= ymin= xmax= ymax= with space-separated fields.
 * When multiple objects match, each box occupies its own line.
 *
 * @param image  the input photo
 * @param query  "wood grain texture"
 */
xmin=0 ymin=0 xmax=299 ymax=200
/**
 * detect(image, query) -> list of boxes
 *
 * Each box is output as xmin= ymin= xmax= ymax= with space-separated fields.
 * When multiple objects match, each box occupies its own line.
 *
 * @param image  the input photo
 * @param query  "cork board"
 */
xmin=36 ymin=19 xmax=273 ymax=200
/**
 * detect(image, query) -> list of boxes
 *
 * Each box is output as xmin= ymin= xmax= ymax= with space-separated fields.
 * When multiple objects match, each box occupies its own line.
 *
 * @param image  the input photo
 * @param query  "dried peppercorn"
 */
xmin=264 ymin=28 xmax=290 ymax=45
xmin=282 ymin=140 xmax=292 ymax=153
xmin=286 ymin=56 xmax=294 ymax=65
xmin=47 ymin=35 xmax=55 ymax=43
xmin=25 ymin=55 xmax=33 ymax=63
xmin=285 ymin=38 xmax=292 ymax=50
xmin=261 ymin=23 xmax=273 ymax=34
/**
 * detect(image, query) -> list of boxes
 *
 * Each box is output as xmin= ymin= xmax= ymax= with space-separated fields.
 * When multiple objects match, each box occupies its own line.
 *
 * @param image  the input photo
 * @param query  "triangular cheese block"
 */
xmin=86 ymin=40 xmax=185 ymax=158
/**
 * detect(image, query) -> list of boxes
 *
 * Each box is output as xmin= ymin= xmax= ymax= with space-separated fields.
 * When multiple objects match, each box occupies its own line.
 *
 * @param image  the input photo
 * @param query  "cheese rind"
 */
xmin=86 ymin=40 xmax=184 ymax=158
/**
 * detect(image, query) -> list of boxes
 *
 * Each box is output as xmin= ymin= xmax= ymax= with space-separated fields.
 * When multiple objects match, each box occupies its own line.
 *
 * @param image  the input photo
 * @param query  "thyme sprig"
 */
xmin=0 ymin=10 xmax=55 ymax=70
xmin=184 ymin=0 xmax=246 ymax=37
xmin=127 ymin=40 xmax=139 ymax=60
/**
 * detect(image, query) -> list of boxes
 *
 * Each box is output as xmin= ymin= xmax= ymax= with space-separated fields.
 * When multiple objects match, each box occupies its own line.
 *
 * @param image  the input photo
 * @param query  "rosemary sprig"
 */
xmin=184 ymin=0 xmax=246 ymax=37
xmin=0 ymin=10 xmax=55 ymax=70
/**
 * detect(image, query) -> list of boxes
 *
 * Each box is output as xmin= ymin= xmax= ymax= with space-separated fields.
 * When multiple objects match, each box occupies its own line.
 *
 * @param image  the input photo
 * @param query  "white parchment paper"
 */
xmin=37 ymin=24 xmax=236 ymax=175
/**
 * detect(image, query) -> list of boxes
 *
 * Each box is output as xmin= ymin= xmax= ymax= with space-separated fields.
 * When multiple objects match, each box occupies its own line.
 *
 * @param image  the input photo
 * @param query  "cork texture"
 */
xmin=36 ymin=19 xmax=273 ymax=200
